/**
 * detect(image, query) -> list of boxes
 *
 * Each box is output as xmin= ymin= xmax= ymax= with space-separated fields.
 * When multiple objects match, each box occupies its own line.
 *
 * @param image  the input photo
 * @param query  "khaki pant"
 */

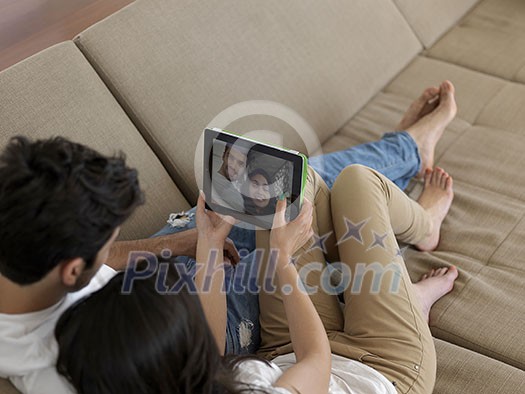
xmin=256 ymin=165 xmax=436 ymax=394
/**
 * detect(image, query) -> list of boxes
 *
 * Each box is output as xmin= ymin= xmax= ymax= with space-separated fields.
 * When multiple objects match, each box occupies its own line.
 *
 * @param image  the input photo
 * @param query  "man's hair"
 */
xmin=222 ymin=142 xmax=250 ymax=159
xmin=0 ymin=136 xmax=144 ymax=285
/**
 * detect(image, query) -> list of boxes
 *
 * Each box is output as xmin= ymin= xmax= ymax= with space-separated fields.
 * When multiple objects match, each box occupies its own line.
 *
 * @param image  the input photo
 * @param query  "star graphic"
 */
xmin=337 ymin=217 xmax=369 ymax=245
xmin=289 ymin=255 xmax=300 ymax=267
xmin=396 ymin=246 xmax=409 ymax=258
xmin=368 ymin=231 xmax=388 ymax=251
xmin=308 ymin=231 xmax=333 ymax=254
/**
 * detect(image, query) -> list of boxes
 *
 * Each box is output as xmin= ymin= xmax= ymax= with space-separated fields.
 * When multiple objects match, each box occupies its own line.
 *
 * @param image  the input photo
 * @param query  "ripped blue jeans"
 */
xmin=152 ymin=210 xmax=261 ymax=354
xmin=152 ymin=131 xmax=420 ymax=354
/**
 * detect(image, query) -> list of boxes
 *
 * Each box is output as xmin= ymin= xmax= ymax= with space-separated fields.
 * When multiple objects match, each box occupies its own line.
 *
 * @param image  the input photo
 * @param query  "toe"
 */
xmin=424 ymin=168 xmax=432 ymax=186
xmin=440 ymin=81 xmax=457 ymax=110
xmin=432 ymin=168 xmax=443 ymax=185
xmin=424 ymin=86 xmax=440 ymax=101
xmin=441 ymin=81 xmax=451 ymax=93
xmin=443 ymin=80 xmax=455 ymax=94
xmin=437 ymin=169 xmax=445 ymax=186
xmin=446 ymin=176 xmax=453 ymax=192
xmin=430 ymin=169 xmax=438 ymax=185
xmin=440 ymin=83 xmax=451 ymax=102
xmin=447 ymin=266 xmax=459 ymax=278
xmin=440 ymin=172 xmax=449 ymax=189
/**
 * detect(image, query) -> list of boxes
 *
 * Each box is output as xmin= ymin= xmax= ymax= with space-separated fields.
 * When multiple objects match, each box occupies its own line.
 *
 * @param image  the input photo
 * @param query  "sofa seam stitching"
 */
xmin=74 ymin=37 xmax=195 ymax=204
xmin=485 ymin=211 xmax=525 ymax=267
xmin=430 ymin=326 xmax=523 ymax=369
xmin=446 ymin=176 xmax=525 ymax=206
xmin=470 ymin=84 xmax=508 ymax=126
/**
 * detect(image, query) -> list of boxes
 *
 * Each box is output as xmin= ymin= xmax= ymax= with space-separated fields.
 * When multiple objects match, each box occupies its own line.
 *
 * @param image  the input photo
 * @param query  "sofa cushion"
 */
xmin=320 ymin=56 xmax=525 ymax=370
xmin=0 ymin=379 xmax=16 ymax=394
xmin=0 ymin=42 xmax=190 ymax=241
xmin=73 ymin=0 xmax=422 ymax=203
xmin=427 ymin=0 xmax=525 ymax=83
xmin=393 ymin=0 xmax=480 ymax=47
xmin=433 ymin=338 xmax=525 ymax=394
xmin=321 ymin=56 xmax=504 ymax=158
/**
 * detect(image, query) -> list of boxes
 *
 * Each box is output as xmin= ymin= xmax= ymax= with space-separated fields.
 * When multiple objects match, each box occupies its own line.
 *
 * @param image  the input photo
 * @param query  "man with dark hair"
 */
xmin=218 ymin=143 xmax=248 ymax=184
xmin=0 ymin=136 xmax=145 ymax=393
xmin=0 ymin=135 xmax=244 ymax=394
xmin=212 ymin=143 xmax=249 ymax=212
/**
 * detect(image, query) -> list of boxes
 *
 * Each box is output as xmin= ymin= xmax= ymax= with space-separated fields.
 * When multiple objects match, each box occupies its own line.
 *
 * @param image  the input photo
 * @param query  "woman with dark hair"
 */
xmin=56 ymin=163 xmax=458 ymax=393
xmin=55 ymin=263 xmax=251 ymax=393
xmin=55 ymin=192 xmax=324 ymax=394
xmin=242 ymin=168 xmax=277 ymax=216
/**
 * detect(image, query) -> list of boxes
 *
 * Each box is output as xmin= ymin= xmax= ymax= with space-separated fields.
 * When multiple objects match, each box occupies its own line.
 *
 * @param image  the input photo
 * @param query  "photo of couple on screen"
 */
xmin=210 ymin=139 xmax=293 ymax=221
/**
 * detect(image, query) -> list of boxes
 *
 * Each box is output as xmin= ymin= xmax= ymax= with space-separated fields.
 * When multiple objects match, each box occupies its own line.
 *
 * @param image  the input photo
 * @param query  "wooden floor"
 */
xmin=0 ymin=0 xmax=133 ymax=72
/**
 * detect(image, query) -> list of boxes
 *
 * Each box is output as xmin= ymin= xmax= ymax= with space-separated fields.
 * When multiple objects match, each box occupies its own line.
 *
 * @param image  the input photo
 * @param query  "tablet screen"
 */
xmin=204 ymin=128 xmax=305 ymax=228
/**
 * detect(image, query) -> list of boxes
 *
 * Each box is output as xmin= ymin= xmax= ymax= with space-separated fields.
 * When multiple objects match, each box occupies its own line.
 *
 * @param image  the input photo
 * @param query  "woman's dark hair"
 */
xmin=0 ymin=136 xmax=144 ymax=284
xmin=242 ymin=168 xmax=276 ymax=216
xmin=55 ymin=268 xmax=269 ymax=394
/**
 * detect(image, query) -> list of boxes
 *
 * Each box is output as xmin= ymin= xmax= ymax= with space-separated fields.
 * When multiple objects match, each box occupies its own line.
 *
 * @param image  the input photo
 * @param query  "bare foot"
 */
xmin=396 ymin=86 xmax=440 ymax=131
xmin=416 ymin=167 xmax=454 ymax=252
xmin=413 ymin=266 xmax=458 ymax=323
xmin=405 ymin=81 xmax=457 ymax=177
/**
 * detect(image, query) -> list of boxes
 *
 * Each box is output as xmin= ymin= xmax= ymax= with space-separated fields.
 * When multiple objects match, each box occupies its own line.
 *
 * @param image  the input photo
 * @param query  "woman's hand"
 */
xmin=194 ymin=191 xmax=232 ymax=355
xmin=268 ymin=197 xmax=332 ymax=394
xmin=270 ymin=197 xmax=314 ymax=259
xmin=196 ymin=191 xmax=235 ymax=246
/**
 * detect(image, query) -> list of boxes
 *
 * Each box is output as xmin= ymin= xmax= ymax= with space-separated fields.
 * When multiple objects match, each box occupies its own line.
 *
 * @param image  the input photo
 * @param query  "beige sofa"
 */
xmin=1 ymin=0 xmax=525 ymax=392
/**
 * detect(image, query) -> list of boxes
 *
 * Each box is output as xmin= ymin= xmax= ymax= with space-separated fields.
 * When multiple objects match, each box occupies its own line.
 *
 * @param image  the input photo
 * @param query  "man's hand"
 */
xmin=107 ymin=216 xmax=240 ymax=272
xmin=146 ymin=228 xmax=240 ymax=265
xmin=222 ymin=238 xmax=241 ymax=265
xmin=152 ymin=228 xmax=199 ymax=258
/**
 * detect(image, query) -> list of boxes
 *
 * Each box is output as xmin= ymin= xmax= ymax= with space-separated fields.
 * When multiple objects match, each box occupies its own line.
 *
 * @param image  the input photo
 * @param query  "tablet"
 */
xmin=203 ymin=127 xmax=308 ymax=229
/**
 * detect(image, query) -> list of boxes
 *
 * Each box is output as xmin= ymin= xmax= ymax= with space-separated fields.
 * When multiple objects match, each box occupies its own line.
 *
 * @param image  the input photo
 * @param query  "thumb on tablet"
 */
xmin=197 ymin=190 xmax=206 ymax=213
xmin=273 ymin=194 xmax=287 ymax=228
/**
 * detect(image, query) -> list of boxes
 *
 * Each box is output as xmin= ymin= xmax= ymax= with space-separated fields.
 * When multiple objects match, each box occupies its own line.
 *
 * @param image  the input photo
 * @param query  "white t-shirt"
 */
xmin=235 ymin=353 xmax=397 ymax=394
xmin=0 ymin=264 xmax=116 ymax=394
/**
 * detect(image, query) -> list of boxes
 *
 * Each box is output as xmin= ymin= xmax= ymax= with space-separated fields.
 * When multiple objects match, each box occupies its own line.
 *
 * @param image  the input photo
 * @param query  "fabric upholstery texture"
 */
xmin=0 ymin=380 xmax=16 ymax=394
xmin=0 ymin=42 xmax=190 ymax=241
xmin=73 ymin=0 xmax=422 ymax=203
xmin=393 ymin=0 xmax=479 ymax=47
xmin=3 ymin=0 xmax=525 ymax=392
xmin=427 ymin=0 xmax=525 ymax=83
xmin=433 ymin=338 xmax=525 ymax=394
xmin=321 ymin=55 xmax=525 ymax=373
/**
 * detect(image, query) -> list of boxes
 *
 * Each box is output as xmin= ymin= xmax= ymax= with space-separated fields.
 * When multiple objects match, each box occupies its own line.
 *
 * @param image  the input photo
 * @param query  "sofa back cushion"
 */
xmin=74 ymin=0 xmax=421 ymax=202
xmin=0 ymin=42 xmax=190 ymax=240
xmin=393 ymin=0 xmax=480 ymax=47
xmin=427 ymin=0 xmax=525 ymax=82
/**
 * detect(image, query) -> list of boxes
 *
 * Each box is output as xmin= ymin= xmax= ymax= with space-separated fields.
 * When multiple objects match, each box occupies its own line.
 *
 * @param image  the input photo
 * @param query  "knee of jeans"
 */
xmin=334 ymin=164 xmax=380 ymax=191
